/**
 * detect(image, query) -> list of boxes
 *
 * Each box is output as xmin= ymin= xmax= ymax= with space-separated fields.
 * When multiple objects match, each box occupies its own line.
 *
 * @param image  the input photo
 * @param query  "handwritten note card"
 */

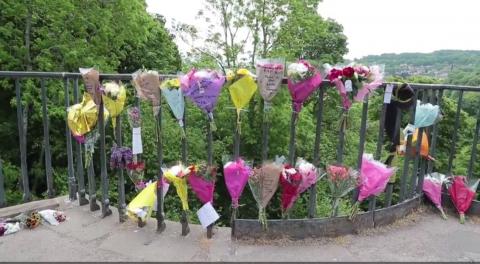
xmin=132 ymin=127 xmax=143 ymax=154
xmin=197 ymin=202 xmax=220 ymax=229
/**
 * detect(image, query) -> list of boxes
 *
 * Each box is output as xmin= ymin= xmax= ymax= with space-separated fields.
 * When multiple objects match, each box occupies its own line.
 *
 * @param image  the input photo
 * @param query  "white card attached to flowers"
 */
xmin=196 ymin=202 xmax=220 ymax=229
xmin=132 ymin=127 xmax=143 ymax=154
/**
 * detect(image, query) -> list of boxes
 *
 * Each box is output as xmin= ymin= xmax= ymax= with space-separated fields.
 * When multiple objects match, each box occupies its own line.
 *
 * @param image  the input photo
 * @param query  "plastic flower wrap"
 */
xmin=127 ymin=106 xmax=143 ymax=155
xmin=187 ymin=163 xmax=216 ymax=204
xmin=180 ymin=69 xmax=225 ymax=130
xmin=447 ymin=176 xmax=479 ymax=224
xmin=67 ymin=93 xmax=109 ymax=143
xmin=325 ymin=64 xmax=384 ymax=110
xmin=398 ymin=128 xmax=434 ymax=160
xmin=223 ymin=158 xmax=252 ymax=208
xmin=279 ymin=164 xmax=303 ymax=215
xmin=350 ymin=154 xmax=395 ymax=220
xmin=248 ymin=160 xmax=282 ymax=229
xmin=403 ymin=100 xmax=441 ymax=138
xmin=286 ymin=60 xmax=322 ymax=113
xmin=79 ymin=67 xmax=102 ymax=105
xmin=132 ymin=69 xmax=161 ymax=115
xmin=296 ymin=157 xmax=323 ymax=194
xmin=326 ymin=164 xmax=358 ymax=217
xmin=227 ymin=69 xmax=258 ymax=134
xmin=161 ymin=78 xmax=185 ymax=137
xmin=255 ymin=59 xmax=285 ymax=113
xmin=127 ymin=179 xmax=169 ymax=224
xmin=126 ymin=161 xmax=146 ymax=191
xmin=423 ymin=172 xmax=448 ymax=219
xmin=163 ymin=164 xmax=190 ymax=211
xmin=102 ymin=82 xmax=126 ymax=129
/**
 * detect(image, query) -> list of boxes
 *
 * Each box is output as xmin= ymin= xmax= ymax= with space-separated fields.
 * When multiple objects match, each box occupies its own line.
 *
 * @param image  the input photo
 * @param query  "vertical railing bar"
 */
xmin=0 ymin=159 xmax=5 ymax=208
xmin=352 ymin=96 xmax=369 ymax=204
xmin=15 ymin=78 xmax=31 ymax=202
xmin=447 ymin=90 xmax=464 ymax=174
xmin=427 ymin=89 xmax=443 ymax=174
xmin=261 ymin=100 xmax=269 ymax=162
xmin=385 ymin=107 xmax=402 ymax=207
xmin=309 ymin=85 xmax=325 ymax=218
xmin=409 ymin=91 xmax=428 ymax=197
xmin=98 ymin=83 xmax=111 ymax=217
xmin=206 ymin=110 xmax=214 ymax=238
xmin=64 ymin=78 xmax=77 ymax=201
xmin=156 ymin=93 xmax=166 ymax=233
xmin=399 ymin=90 xmax=418 ymax=202
xmin=288 ymin=110 xmax=297 ymax=165
xmin=87 ymin=158 xmax=100 ymax=211
xmin=234 ymin=118 xmax=240 ymax=160
xmin=115 ymin=115 xmax=127 ymax=222
xmin=336 ymin=109 xmax=346 ymax=164
xmin=373 ymin=97 xmax=388 ymax=210
xmin=73 ymin=78 xmax=88 ymax=205
xmin=40 ymin=78 xmax=54 ymax=198
xmin=467 ymin=106 xmax=480 ymax=179
xmin=180 ymin=97 xmax=189 ymax=236
xmin=416 ymin=90 xmax=432 ymax=194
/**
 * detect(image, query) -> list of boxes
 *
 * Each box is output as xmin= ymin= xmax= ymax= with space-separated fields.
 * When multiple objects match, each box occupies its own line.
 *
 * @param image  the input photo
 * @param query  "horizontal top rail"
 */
xmin=0 ymin=71 xmax=479 ymax=91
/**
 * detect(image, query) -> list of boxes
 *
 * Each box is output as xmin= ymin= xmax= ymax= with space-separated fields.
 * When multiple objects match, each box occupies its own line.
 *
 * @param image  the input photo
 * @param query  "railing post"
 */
xmin=115 ymin=115 xmax=127 ymax=222
xmin=400 ymin=90 xmax=418 ymax=202
xmin=375 ymin=90 xmax=388 ymax=209
xmin=98 ymin=94 xmax=111 ymax=217
xmin=261 ymin=100 xmax=269 ymax=162
xmin=64 ymin=78 xmax=77 ymax=201
xmin=40 ymin=79 xmax=54 ymax=198
xmin=87 ymin=159 xmax=100 ymax=211
xmin=447 ymin=90 xmax=464 ymax=174
xmin=353 ymin=96 xmax=369 ymax=204
xmin=16 ymin=79 xmax=31 ymax=202
xmin=73 ymin=78 xmax=88 ymax=205
xmin=0 ymin=159 xmax=5 ymax=208
xmin=467 ymin=106 xmax=480 ymax=179
xmin=180 ymin=101 xmax=190 ymax=236
xmin=336 ymin=109 xmax=346 ymax=164
xmin=156 ymin=94 xmax=166 ymax=233
xmin=427 ymin=89 xmax=443 ymax=174
xmin=309 ymin=86 xmax=325 ymax=218
xmin=206 ymin=112 xmax=215 ymax=238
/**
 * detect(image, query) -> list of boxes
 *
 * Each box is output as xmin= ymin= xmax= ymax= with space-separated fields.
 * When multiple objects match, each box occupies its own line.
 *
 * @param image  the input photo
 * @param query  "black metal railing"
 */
xmin=0 ymin=71 xmax=479 ymax=234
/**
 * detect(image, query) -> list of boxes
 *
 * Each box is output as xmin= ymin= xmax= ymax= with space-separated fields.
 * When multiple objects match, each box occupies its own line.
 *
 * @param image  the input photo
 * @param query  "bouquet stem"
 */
xmin=459 ymin=213 xmax=465 ymax=224
xmin=259 ymin=207 xmax=268 ymax=231
xmin=331 ymin=198 xmax=340 ymax=217
xmin=349 ymin=201 xmax=360 ymax=221
xmin=436 ymin=206 xmax=447 ymax=220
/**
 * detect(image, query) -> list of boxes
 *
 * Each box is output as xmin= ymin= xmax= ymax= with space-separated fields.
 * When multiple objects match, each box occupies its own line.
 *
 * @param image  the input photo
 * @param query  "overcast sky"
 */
xmin=147 ymin=0 xmax=480 ymax=60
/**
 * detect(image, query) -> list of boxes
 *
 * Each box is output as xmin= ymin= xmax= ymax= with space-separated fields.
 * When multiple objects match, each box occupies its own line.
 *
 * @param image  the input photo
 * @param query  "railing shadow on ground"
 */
xmin=0 ymin=71 xmax=479 ymax=239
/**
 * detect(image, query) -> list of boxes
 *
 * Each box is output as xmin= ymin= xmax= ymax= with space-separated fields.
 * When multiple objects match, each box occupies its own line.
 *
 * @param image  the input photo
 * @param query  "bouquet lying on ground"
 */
xmin=350 ymin=154 xmax=395 ymax=220
xmin=286 ymin=60 xmax=322 ymax=115
xmin=326 ymin=164 xmax=358 ymax=217
xmin=447 ymin=176 xmax=479 ymax=224
xmin=325 ymin=64 xmax=384 ymax=110
xmin=423 ymin=172 xmax=448 ymax=219
xmin=248 ymin=160 xmax=282 ymax=229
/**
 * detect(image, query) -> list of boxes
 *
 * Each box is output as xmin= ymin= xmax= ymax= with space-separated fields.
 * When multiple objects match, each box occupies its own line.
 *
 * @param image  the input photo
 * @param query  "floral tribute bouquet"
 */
xmin=255 ymin=59 xmax=285 ymax=116
xmin=423 ymin=172 xmax=448 ymax=219
xmin=227 ymin=69 xmax=258 ymax=133
xmin=296 ymin=158 xmax=323 ymax=194
xmin=325 ymin=64 xmax=384 ymax=110
xmin=326 ymin=164 xmax=358 ymax=217
xmin=132 ymin=69 xmax=161 ymax=115
xmin=223 ymin=157 xmax=252 ymax=210
xmin=447 ymin=176 xmax=479 ymax=224
xmin=163 ymin=164 xmax=190 ymax=212
xmin=350 ymin=154 xmax=395 ymax=220
xmin=161 ymin=78 xmax=185 ymax=137
xmin=79 ymin=67 xmax=102 ymax=105
xmin=286 ymin=60 xmax=322 ymax=116
xmin=279 ymin=164 xmax=303 ymax=216
xmin=248 ymin=160 xmax=282 ymax=229
xmin=187 ymin=162 xmax=217 ymax=205
xmin=180 ymin=69 xmax=225 ymax=130
xmin=102 ymin=82 xmax=126 ymax=130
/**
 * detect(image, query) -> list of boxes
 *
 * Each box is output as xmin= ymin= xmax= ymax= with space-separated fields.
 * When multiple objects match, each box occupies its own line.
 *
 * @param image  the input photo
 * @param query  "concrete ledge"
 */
xmin=0 ymin=196 xmax=63 ymax=218
xmin=374 ymin=195 xmax=422 ymax=227
xmin=233 ymin=195 xmax=422 ymax=240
